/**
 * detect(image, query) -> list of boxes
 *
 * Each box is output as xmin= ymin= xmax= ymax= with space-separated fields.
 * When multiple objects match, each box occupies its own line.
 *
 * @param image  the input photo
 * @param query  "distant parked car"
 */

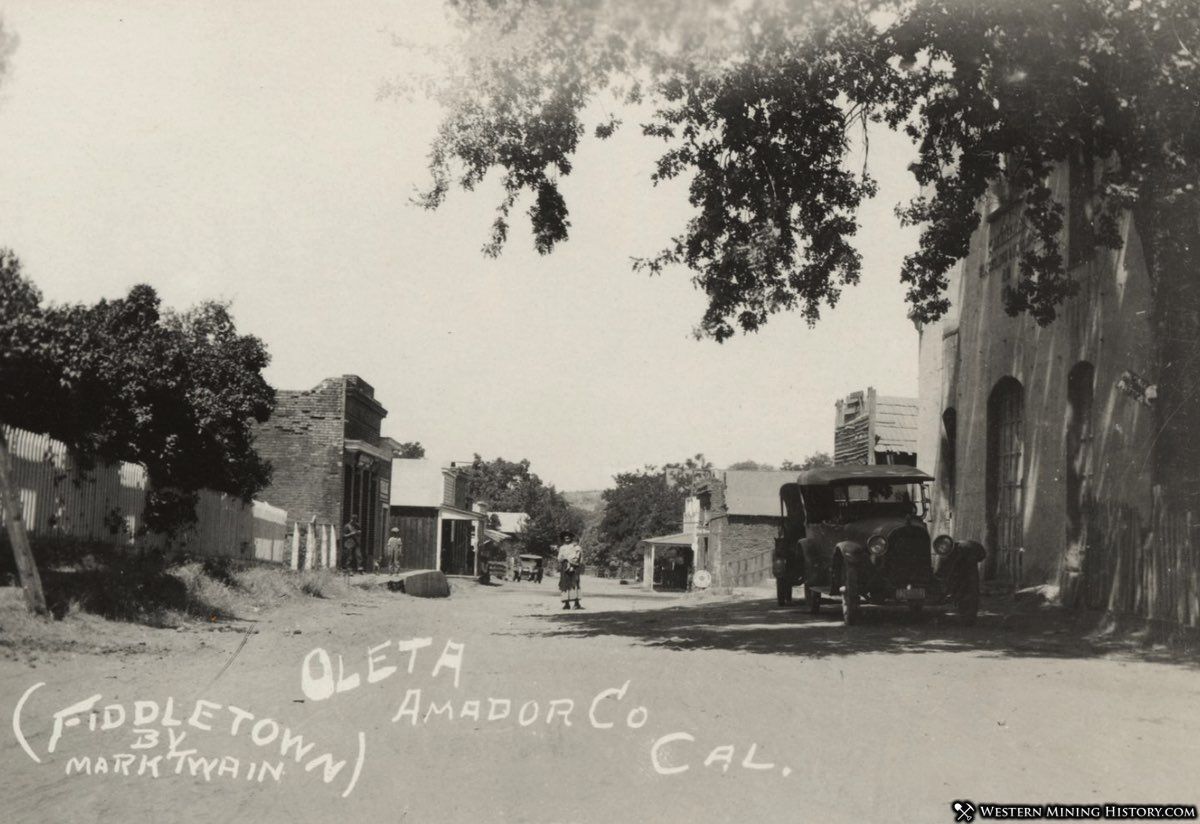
xmin=773 ymin=464 xmax=985 ymax=625
xmin=514 ymin=554 xmax=544 ymax=583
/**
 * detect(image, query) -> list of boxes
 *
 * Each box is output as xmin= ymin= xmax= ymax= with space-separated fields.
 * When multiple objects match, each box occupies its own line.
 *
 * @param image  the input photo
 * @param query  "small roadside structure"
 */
xmin=640 ymin=532 xmax=693 ymax=591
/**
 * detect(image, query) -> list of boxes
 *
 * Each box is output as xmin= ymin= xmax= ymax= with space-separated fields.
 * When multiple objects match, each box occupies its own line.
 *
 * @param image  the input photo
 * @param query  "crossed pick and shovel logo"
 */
xmin=952 ymin=801 xmax=976 ymax=822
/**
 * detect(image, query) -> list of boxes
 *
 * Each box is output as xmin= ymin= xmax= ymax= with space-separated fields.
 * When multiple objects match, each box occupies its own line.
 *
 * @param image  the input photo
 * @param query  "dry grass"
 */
xmin=0 ymin=542 xmax=360 ymax=655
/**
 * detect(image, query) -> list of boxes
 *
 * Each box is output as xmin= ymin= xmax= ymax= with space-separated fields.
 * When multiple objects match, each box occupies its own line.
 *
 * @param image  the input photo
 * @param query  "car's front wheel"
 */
xmin=805 ymin=585 xmax=821 ymax=615
xmin=842 ymin=565 xmax=861 ymax=626
xmin=776 ymin=577 xmax=792 ymax=606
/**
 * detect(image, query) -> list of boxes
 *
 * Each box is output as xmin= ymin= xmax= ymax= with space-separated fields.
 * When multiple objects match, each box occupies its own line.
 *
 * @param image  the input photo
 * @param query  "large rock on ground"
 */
xmin=388 ymin=570 xmax=450 ymax=598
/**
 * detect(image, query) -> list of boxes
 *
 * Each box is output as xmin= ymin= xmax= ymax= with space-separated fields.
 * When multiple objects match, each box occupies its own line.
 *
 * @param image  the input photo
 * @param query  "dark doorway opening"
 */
xmin=987 ymin=377 xmax=1025 ymax=582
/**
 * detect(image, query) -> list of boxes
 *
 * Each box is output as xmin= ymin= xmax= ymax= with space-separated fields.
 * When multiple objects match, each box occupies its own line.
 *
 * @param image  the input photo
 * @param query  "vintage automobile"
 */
xmin=513 ymin=553 xmax=544 ymax=583
xmin=773 ymin=464 xmax=985 ymax=625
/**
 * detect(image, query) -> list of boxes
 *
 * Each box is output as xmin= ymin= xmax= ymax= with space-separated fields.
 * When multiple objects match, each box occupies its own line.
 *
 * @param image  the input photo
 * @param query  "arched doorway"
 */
xmin=986 ymin=378 xmax=1025 ymax=582
xmin=1066 ymin=362 xmax=1097 ymax=602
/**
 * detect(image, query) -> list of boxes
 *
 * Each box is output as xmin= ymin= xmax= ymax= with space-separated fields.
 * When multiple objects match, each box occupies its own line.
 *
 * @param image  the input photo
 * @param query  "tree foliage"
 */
xmin=424 ymin=0 xmax=1198 ymax=333
xmin=461 ymin=454 xmax=584 ymax=555
xmin=423 ymin=0 xmax=1200 ymax=499
xmin=595 ymin=466 xmax=687 ymax=570
xmin=780 ymin=451 xmax=834 ymax=471
xmin=732 ymin=451 xmax=833 ymax=471
xmin=392 ymin=441 xmax=427 ymax=458
xmin=0 ymin=253 xmax=275 ymax=533
xmin=727 ymin=459 xmax=776 ymax=471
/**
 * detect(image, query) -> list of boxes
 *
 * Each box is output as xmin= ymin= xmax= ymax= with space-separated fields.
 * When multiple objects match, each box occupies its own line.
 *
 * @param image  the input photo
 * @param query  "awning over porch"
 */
xmin=440 ymin=505 xmax=481 ymax=522
xmin=641 ymin=532 xmax=693 ymax=546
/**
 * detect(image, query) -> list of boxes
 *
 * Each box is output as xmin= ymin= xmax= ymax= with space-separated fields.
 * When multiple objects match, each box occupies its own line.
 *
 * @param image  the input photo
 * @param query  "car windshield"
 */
xmin=832 ymin=482 xmax=921 ymax=520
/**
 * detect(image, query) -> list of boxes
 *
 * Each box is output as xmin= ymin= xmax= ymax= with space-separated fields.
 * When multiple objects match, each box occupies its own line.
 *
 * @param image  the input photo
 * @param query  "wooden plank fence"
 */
xmin=1083 ymin=492 xmax=1199 ymax=629
xmin=1 ymin=425 xmax=288 ymax=564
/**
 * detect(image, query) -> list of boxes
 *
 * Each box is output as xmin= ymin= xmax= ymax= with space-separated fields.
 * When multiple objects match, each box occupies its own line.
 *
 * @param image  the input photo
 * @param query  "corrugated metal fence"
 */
xmin=1 ymin=425 xmax=288 ymax=563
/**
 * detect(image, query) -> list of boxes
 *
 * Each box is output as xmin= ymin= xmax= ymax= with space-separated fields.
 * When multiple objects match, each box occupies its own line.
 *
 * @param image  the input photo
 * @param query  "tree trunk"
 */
xmin=1139 ymin=203 xmax=1200 ymax=514
xmin=0 ymin=426 xmax=49 ymax=615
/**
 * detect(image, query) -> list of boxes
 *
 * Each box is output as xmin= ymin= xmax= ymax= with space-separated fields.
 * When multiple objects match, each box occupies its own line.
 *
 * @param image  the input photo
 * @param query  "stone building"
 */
xmin=915 ymin=159 xmax=1162 ymax=603
xmin=834 ymin=388 xmax=919 ymax=466
xmin=251 ymin=375 xmax=393 ymax=567
xmin=693 ymin=469 xmax=798 ymax=588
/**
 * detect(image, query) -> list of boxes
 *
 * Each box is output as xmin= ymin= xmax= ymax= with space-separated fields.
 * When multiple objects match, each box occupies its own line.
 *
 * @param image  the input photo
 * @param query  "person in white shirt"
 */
xmin=556 ymin=530 xmax=583 ymax=610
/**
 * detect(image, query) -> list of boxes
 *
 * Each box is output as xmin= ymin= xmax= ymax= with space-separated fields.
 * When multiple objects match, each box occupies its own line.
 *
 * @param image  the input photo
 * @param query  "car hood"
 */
xmin=838 ymin=516 xmax=928 ymax=545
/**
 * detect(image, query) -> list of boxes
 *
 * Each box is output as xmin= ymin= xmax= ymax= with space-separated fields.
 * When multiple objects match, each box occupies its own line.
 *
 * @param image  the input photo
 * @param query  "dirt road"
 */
xmin=2 ymin=576 xmax=1197 ymax=824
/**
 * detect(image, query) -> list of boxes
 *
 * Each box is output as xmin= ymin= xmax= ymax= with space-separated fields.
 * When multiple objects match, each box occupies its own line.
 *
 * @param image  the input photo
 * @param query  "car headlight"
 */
xmin=867 ymin=535 xmax=888 ymax=556
xmin=933 ymin=534 xmax=954 ymax=555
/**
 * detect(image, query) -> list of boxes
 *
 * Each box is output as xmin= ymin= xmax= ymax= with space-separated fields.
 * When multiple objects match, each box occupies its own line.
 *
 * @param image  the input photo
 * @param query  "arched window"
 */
xmin=987 ymin=377 xmax=1025 ymax=581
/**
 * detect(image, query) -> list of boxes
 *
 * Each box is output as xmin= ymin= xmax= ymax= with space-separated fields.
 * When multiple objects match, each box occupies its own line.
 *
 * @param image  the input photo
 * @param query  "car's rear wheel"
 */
xmin=805 ymin=585 xmax=821 ymax=615
xmin=776 ymin=577 xmax=792 ymax=606
xmin=958 ymin=565 xmax=981 ymax=626
xmin=842 ymin=565 xmax=861 ymax=626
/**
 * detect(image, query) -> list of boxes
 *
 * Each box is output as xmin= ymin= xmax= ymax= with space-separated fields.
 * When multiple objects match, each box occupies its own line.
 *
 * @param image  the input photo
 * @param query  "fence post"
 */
xmin=305 ymin=520 xmax=317 ymax=571
xmin=329 ymin=524 xmax=338 ymax=570
xmin=290 ymin=523 xmax=300 ymax=570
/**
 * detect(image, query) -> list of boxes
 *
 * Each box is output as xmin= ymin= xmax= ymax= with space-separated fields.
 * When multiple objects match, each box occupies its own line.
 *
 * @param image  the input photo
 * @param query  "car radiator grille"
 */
xmin=882 ymin=527 xmax=932 ymax=586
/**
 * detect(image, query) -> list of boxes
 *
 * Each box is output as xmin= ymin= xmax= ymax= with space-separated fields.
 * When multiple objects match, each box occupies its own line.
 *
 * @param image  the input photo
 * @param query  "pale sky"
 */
xmin=0 ymin=1 xmax=922 ymax=492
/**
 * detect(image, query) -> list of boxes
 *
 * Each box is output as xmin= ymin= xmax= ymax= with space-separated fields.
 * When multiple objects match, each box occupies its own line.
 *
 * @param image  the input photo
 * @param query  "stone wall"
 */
xmin=710 ymin=515 xmax=776 ymax=587
xmin=918 ymin=161 xmax=1157 ymax=589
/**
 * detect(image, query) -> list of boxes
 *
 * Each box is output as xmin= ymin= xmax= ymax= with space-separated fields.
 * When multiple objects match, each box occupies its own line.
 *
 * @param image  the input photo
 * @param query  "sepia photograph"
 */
xmin=0 ymin=1 xmax=1197 ymax=822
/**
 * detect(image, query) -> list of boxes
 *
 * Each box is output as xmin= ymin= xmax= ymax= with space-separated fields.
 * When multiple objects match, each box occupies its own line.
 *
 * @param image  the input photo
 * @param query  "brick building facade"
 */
xmin=252 ymin=375 xmax=393 ymax=567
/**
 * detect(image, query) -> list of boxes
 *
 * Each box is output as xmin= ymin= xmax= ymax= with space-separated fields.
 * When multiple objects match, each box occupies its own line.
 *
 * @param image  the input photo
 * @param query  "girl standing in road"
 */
xmin=557 ymin=530 xmax=583 ymax=610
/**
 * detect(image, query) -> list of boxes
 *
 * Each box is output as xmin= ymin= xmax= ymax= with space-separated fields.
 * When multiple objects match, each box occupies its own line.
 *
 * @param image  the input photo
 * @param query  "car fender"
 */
xmin=935 ymin=539 xmax=986 ymax=591
xmin=837 ymin=540 xmax=869 ymax=569
xmin=797 ymin=537 xmax=829 ymax=586
xmin=956 ymin=539 xmax=987 ymax=564
xmin=772 ymin=536 xmax=802 ymax=580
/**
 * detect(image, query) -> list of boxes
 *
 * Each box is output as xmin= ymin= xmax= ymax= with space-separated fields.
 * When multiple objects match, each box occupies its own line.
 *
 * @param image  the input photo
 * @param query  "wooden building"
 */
xmin=388 ymin=460 xmax=485 ymax=575
xmin=834 ymin=388 xmax=919 ymax=466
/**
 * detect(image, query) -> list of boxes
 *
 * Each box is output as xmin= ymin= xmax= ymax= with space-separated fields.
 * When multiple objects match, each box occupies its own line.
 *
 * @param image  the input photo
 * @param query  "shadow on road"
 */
xmin=526 ymin=595 xmax=1200 ymax=667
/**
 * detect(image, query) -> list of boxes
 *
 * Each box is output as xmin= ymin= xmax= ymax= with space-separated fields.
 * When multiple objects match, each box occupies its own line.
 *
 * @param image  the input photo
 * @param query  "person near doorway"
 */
xmin=557 ymin=530 xmax=583 ymax=610
xmin=386 ymin=527 xmax=403 ymax=574
xmin=342 ymin=515 xmax=362 ymax=573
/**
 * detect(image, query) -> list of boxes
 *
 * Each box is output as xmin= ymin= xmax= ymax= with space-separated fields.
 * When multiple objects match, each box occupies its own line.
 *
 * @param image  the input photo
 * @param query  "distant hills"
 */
xmin=562 ymin=489 xmax=605 ymax=513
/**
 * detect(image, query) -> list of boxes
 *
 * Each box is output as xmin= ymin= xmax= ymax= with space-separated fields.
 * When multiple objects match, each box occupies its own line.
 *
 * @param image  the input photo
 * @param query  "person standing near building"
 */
xmin=557 ymin=530 xmax=583 ymax=610
xmin=386 ymin=527 xmax=403 ymax=573
xmin=342 ymin=515 xmax=362 ymax=573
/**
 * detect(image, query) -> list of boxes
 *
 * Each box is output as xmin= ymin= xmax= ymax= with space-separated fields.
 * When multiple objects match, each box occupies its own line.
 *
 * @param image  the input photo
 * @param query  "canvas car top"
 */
xmin=794 ymin=464 xmax=933 ymax=487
